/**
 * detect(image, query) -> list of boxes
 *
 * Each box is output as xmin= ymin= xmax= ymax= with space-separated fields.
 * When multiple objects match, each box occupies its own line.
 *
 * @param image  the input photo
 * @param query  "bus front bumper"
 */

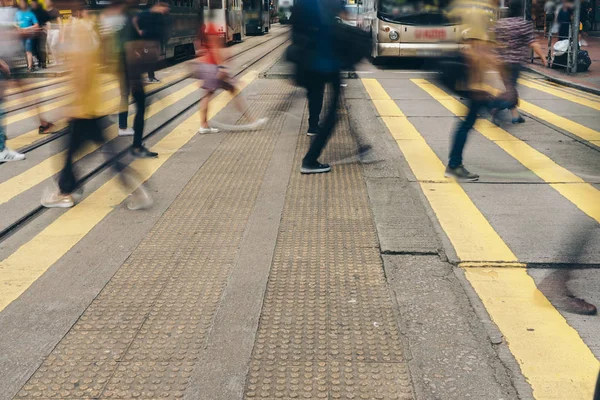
xmin=376 ymin=42 xmax=460 ymax=57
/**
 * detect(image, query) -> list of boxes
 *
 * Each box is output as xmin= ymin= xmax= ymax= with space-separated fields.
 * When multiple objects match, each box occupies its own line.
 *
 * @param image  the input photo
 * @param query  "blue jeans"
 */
xmin=448 ymin=99 xmax=484 ymax=168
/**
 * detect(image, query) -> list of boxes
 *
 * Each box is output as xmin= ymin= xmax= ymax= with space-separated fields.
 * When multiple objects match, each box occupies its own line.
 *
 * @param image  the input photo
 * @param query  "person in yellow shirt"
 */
xmin=42 ymin=5 xmax=151 ymax=210
xmin=443 ymin=0 xmax=499 ymax=181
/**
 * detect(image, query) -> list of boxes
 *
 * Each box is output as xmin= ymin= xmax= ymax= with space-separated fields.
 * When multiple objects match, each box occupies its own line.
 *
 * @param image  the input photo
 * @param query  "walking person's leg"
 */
xmin=306 ymin=74 xmax=325 ymax=135
xmin=301 ymin=73 xmax=340 ymax=174
xmin=198 ymin=91 xmax=218 ymax=133
xmin=0 ymin=100 xmax=24 ymax=161
xmin=38 ymin=31 xmax=48 ymax=68
xmin=42 ymin=119 xmax=87 ymax=207
xmin=24 ymin=39 xmax=34 ymax=71
xmin=130 ymin=73 xmax=157 ymax=158
xmin=445 ymin=97 xmax=481 ymax=181
xmin=118 ymin=54 xmax=133 ymax=136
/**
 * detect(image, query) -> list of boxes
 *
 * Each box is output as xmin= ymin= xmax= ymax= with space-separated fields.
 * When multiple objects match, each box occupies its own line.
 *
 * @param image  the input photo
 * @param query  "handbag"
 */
xmin=331 ymin=22 xmax=372 ymax=68
xmin=125 ymin=40 xmax=160 ymax=76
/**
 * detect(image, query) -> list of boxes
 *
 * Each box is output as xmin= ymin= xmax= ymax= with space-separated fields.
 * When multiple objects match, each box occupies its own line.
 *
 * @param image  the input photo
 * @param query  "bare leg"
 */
xmin=199 ymin=91 xmax=212 ymax=128
xmin=26 ymin=52 xmax=33 ymax=70
xmin=228 ymin=86 xmax=257 ymax=123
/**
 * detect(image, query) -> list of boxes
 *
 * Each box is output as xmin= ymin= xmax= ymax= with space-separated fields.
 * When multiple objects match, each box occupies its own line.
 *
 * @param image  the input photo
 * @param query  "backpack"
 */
xmin=577 ymin=49 xmax=592 ymax=72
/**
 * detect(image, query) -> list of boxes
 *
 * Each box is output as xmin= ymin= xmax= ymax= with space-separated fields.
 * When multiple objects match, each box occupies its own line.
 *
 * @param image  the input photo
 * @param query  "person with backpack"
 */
xmin=289 ymin=0 xmax=343 ymax=174
xmin=492 ymin=0 xmax=547 ymax=125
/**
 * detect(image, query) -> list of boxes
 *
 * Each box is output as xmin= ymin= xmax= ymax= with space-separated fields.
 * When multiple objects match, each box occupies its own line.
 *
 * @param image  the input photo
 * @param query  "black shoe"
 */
xmin=444 ymin=165 xmax=479 ymax=181
xmin=512 ymin=116 xmax=525 ymax=124
xmin=131 ymin=146 xmax=158 ymax=158
xmin=301 ymin=161 xmax=331 ymax=174
xmin=39 ymin=123 xmax=54 ymax=134
xmin=307 ymin=126 xmax=320 ymax=137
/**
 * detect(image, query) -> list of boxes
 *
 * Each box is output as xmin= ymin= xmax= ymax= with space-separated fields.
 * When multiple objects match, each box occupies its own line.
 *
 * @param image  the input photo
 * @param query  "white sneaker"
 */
xmin=118 ymin=127 xmax=135 ymax=136
xmin=245 ymin=118 xmax=268 ymax=130
xmin=198 ymin=126 xmax=220 ymax=134
xmin=127 ymin=185 xmax=153 ymax=210
xmin=0 ymin=148 xmax=26 ymax=162
xmin=41 ymin=191 xmax=75 ymax=208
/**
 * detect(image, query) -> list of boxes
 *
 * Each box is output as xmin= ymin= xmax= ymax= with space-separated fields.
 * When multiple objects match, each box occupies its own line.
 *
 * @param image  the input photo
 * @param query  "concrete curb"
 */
xmin=522 ymin=64 xmax=600 ymax=96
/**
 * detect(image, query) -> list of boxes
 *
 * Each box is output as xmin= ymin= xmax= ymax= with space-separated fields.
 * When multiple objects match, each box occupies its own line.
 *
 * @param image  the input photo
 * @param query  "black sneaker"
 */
xmin=307 ymin=126 xmax=320 ymax=137
xmin=131 ymin=146 xmax=158 ymax=158
xmin=512 ymin=116 xmax=525 ymax=124
xmin=444 ymin=165 xmax=479 ymax=182
xmin=301 ymin=162 xmax=331 ymax=174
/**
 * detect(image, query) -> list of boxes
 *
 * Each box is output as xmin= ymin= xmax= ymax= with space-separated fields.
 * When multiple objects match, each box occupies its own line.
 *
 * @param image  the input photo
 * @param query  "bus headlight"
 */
xmin=389 ymin=31 xmax=399 ymax=41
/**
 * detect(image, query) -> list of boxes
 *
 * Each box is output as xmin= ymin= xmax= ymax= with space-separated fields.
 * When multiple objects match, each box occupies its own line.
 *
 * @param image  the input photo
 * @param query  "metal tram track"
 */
xmin=3 ymin=25 xmax=289 ymax=102
xmin=0 ymin=35 xmax=290 ymax=244
xmin=12 ymin=29 xmax=289 ymax=154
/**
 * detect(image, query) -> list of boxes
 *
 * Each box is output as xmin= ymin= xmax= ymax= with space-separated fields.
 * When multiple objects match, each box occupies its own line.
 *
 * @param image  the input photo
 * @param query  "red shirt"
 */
xmin=201 ymin=23 xmax=221 ymax=65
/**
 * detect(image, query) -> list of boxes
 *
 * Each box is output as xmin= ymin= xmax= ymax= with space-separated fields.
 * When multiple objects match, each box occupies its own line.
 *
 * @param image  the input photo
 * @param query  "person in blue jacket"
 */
xmin=14 ymin=0 xmax=39 ymax=72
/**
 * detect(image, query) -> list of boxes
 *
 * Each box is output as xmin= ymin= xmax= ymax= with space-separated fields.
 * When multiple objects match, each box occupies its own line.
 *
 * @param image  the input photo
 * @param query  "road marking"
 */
xmin=0 ymin=82 xmax=199 ymax=206
xmin=0 ymin=70 xmax=257 ymax=312
xmin=4 ymin=77 xmax=69 ymax=96
xmin=412 ymin=79 xmax=600 ymax=223
xmin=5 ymin=72 xmax=186 ymax=130
xmin=362 ymin=78 xmax=519 ymax=263
xmin=465 ymin=267 xmax=600 ymax=400
xmin=3 ymin=84 xmax=72 ymax=109
xmin=521 ymin=73 xmax=600 ymax=101
xmin=517 ymin=78 xmax=600 ymax=111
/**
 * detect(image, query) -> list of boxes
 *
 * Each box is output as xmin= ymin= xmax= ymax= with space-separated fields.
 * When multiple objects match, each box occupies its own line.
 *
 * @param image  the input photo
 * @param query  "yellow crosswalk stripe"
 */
xmin=0 ymin=71 xmax=256 ymax=313
xmin=0 ymin=82 xmax=199 ymax=206
xmin=362 ymin=78 xmax=519 ymax=263
xmin=465 ymin=268 xmax=600 ymax=400
xmin=3 ymin=84 xmax=72 ymax=109
xmin=521 ymin=73 xmax=600 ymax=101
xmin=517 ymin=78 xmax=600 ymax=111
xmin=4 ymin=77 xmax=69 ymax=96
xmin=368 ymin=77 xmax=600 ymax=400
xmin=5 ymin=73 xmax=188 ymax=150
xmin=412 ymin=79 xmax=600 ymax=223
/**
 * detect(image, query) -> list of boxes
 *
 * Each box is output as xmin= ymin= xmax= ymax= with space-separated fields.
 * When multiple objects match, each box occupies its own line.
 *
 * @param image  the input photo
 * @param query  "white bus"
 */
xmin=357 ymin=0 xmax=461 ymax=58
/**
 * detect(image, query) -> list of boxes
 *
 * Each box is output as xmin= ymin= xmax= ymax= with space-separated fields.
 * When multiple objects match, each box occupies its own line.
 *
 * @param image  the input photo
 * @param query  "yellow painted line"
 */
xmin=362 ymin=78 xmax=519 ymax=262
xmin=5 ymin=72 xmax=187 ymax=150
xmin=412 ymin=79 xmax=600 ymax=223
xmin=0 ymin=81 xmax=199 ymax=206
xmin=3 ymin=84 xmax=72 ymax=109
xmin=465 ymin=267 xmax=600 ymax=399
xmin=6 ymin=119 xmax=69 ymax=150
xmin=517 ymin=78 xmax=600 ymax=111
xmin=4 ymin=77 xmax=69 ymax=96
xmin=521 ymin=74 xmax=600 ymax=101
xmin=0 ymin=70 xmax=257 ymax=312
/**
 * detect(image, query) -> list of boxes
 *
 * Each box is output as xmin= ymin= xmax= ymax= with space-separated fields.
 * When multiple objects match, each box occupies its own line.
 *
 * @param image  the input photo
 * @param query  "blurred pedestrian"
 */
xmin=194 ymin=10 xmax=266 ymax=134
xmin=133 ymin=2 xmax=170 ymax=83
xmin=30 ymin=0 xmax=49 ymax=69
xmin=0 ymin=53 xmax=26 ymax=162
xmin=289 ymin=0 xmax=342 ymax=174
xmin=115 ymin=0 xmax=157 ymax=157
xmin=46 ymin=0 xmax=63 ymax=65
xmin=492 ymin=0 xmax=547 ymax=125
xmin=444 ymin=0 xmax=499 ymax=181
xmin=544 ymin=0 xmax=555 ymax=35
xmin=579 ymin=0 xmax=591 ymax=46
xmin=42 ymin=6 xmax=152 ymax=209
xmin=14 ymin=0 xmax=39 ymax=73
xmin=556 ymin=0 xmax=574 ymax=40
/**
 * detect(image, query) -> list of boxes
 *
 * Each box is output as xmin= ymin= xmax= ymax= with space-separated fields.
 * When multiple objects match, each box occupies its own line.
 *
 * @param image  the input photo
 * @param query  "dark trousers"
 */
xmin=33 ymin=31 xmax=47 ymax=67
xmin=500 ymin=62 xmax=521 ymax=110
xmin=449 ymin=98 xmax=484 ymax=168
xmin=303 ymin=72 xmax=341 ymax=165
xmin=118 ymin=57 xmax=146 ymax=148
xmin=58 ymin=118 xmax=129 ymax=194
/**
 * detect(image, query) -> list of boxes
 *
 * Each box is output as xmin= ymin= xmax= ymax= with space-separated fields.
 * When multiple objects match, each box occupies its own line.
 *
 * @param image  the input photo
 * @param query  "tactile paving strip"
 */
xmin=15 ymin=80 xmax=297 ymax=399
xmin=243 ymin=93 xmax=414 ymax=399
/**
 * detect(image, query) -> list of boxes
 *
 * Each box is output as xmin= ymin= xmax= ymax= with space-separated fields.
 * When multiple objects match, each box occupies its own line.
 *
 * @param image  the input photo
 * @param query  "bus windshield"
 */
xmin=378 ymin=0 xmax=452 ymax=25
